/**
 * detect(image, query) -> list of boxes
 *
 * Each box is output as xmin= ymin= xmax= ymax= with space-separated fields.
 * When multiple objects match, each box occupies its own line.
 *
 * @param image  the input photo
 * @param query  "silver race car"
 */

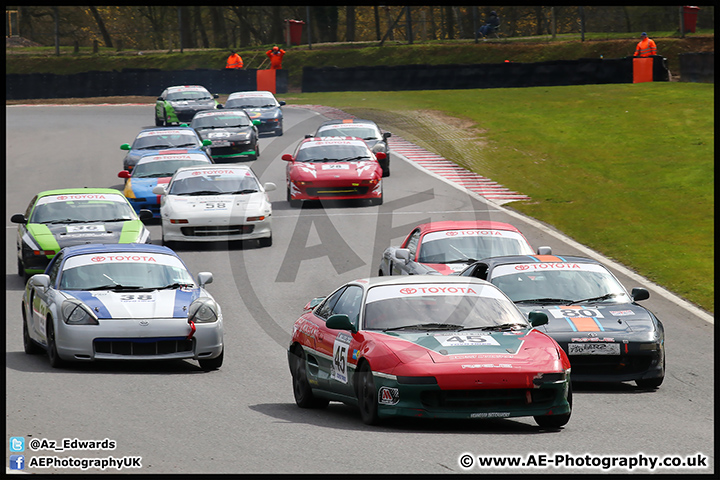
xmin=22 ymin=243 xmax=224 ymax=370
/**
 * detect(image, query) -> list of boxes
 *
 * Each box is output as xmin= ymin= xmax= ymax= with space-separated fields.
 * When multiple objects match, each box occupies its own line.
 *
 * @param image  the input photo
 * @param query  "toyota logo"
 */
xmin=139 ymin=320 xmax=149 ymax=326
xmin=515 ymin=265 xmax=530 ymax=270
xmin=91 ymin=256 xmax=105 ymax=262
xmin=399 ymin=288 xmax=417 ymax=295
xmin=446 ymin=231 xmax=459 ymax=236
xmin=57 ymin=196 xmax=67 ymax=200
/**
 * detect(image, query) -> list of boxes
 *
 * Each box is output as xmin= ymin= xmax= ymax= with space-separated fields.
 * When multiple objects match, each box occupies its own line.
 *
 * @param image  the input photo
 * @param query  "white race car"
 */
xmin=22 ymin=243 xmax=224 ymax=370
xmin=153 ymin=165 xmax=275 ymax=247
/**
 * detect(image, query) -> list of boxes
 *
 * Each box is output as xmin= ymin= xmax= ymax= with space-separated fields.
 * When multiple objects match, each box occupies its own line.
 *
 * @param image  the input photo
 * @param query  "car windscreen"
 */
xmin=167 ymin=91 xmax=212 ymax=101
xmin=417 ymin=231 xmax=534 ymax=264
xmin=59 ymin=254 xmax=195 ymax=291
xmin=295 ymin=144 xmax=372 ymax=163
xmin=133 ymin=133 xmax=199 ymax=150
xmin=225 ymin=97 xmax=276 ymax=108
xmin=30 ymin=198 xmax=136 ymax=223
xmin=133 ymin=160 xmax=211 ymax=178
xmin=363 ymin=284 xmax=526 ymax=331
xmin=168 ymin=172 xmax=261 ymax=195
xmin=490 ymin=263 xmax=629 ymax=303
xmin=192 ymin=115 xmax=251 ymax=129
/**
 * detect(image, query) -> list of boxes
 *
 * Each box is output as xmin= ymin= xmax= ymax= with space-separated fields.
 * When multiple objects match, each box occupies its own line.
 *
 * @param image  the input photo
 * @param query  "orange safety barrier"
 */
xmin=256 ymin=69 xmax=276 ymax=94
xmin=633 ymin=57 xmax=654 ymax=83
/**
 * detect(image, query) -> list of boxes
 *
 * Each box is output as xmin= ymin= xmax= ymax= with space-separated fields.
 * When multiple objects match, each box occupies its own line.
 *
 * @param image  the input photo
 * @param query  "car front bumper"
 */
xmin=162 ymin=215 xmax=272 ymax=243
xmin=54 ymin=317 xmax=223 ymax=362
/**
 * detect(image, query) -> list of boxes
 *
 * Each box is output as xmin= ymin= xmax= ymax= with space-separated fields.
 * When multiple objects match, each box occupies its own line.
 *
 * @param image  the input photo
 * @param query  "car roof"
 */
xmin=137 ymin=126 xmax=196 ymax=135
xmin=228 ymin=90 xmax=275 ymax=98
xmin=166 ymin=85 xmax=209 ymax=92
xmin=59 ymin=243 xmax=177 ymax=259
xmin=36 ymin=188 xmax=127 ymax=198
xmin=298 ymin=136 xmax=368 ymax=147
xmin=174 ymin=164 xmax=253 ymax=175
xmin=319 ymin=119 xmax=378 ymax=127
xmin=193 ymin=109 xmax=249 ymax=118
xmin=475 ymin=254 xmax=602 ymax=268
xmin=135 ymin=151 xmax=211 ymax=165
xmin=349 ymin=275 xmax=494 ymax=289
xmin=414 ymin=221 xmax=524 ymax=235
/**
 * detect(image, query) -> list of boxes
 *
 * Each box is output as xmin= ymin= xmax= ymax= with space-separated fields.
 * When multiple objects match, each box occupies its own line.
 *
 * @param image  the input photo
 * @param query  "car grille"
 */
xmin=180 ymin=225 xmax=254 ymax=237
xmin=420 ymin=388 xmax=557 ymax=409
xmin=568 ymin=355 xmax=655 ymax=376
xmin=306 ymin=187 xmax=369 ymax=197
xmin=211 ymin=145 xmax=251 ymax=157
xmin=94 ymin=337 xmax=193 ymax=356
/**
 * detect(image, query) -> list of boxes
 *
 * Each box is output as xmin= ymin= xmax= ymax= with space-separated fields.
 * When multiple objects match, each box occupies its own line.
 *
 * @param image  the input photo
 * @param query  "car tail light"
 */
xmin=33 ymin=250 xmax=55 ymax=256
xmin=170 ymin=219 xmax=189 ymax=224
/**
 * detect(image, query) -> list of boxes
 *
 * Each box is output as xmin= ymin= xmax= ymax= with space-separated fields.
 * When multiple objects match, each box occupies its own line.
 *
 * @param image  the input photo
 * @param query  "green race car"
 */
xmin=11 ymin=188 xmax=152 ymax=280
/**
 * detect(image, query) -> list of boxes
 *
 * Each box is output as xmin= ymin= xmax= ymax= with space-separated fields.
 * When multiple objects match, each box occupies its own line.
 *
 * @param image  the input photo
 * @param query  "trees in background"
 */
xmin=11 ymin=6 xmax=714 ymax=51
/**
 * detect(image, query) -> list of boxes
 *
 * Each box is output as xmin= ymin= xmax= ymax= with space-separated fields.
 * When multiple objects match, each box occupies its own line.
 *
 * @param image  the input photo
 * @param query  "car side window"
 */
xmin=473 ymin=264 xmax=489 ymax=280
xmin=314 ymin=287 xmax=346 ymax=320
xmin=405 ymin=229 xmax=421 ymax=256
xmin=47 ymin=252 xmax=63 ymax=285
xmin=330 ymin=286 xmax=364 ymax=327
xmin=25 ymin=196 xmax=38 ymax=219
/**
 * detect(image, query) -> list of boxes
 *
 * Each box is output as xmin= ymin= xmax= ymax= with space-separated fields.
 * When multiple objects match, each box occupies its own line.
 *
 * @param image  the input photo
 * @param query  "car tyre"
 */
xmin=17 ymin=257 xmax=28 ymax=281
xmin=534 ymin=382 xmax=571 ymax=429
xmin=258 ymin=235 xmax=272 ymax=248
xmin=636 ymin=358 xmax=665 ymax=389
xmin=22 ymin=305 xmax=42 ymax=355
xmin=370 ymin=191 xmax=383 ymax=206
xmin=356 ymin=363 xmax=380 ymax=425
xmin=287 ymin=187 xmax=302 ymax=208
xmin=382 ymin=164 xmax=390 ymax=178
xmin=290 ymin=346 xmax=329 ymax=409
xmin=199 ymin=348 xmax=223 ymax=371
xmin=155 ymin=113 xmax=163 ymax=126
xmin=46 ymin=317 xmax=65 ymax=368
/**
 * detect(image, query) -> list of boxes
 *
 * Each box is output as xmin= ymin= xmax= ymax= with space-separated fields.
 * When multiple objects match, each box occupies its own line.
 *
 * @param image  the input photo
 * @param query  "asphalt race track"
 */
xmin=5 ymin=104 xmax=714 ymax=474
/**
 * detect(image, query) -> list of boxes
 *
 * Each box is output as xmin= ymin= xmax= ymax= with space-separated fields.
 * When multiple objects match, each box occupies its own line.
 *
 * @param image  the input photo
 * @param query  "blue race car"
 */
xmin=119 ymin=151 xmax=213 ymax=218
xmin=120 ymin=126 xmax=212 ymax=171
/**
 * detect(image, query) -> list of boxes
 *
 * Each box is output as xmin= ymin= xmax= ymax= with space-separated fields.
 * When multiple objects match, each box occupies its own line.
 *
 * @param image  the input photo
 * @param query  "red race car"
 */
xmin=379 ymin=221 xmax=550 ymax=276
xmin=287 ymin=275 xmax=572 ymax=427
xmin=282 ymin=137 xmax=385 ymax=208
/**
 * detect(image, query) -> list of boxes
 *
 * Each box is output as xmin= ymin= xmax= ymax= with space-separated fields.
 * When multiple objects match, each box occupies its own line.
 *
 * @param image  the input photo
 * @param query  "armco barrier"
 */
xmin=6 ymin=68 xmax=289 ymax=100
xmin=679 ymin=52 xmax=714 ymax=83
xmin=301 ymin=57 xmax=664 ymax=92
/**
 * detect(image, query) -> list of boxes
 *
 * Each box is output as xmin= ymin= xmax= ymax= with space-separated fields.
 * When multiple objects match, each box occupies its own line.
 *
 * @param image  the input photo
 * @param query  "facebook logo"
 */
xmin=9 ymin=455 xmax=25 ymax=470
xmin=10 ymin=437 xmax=25 ymax=452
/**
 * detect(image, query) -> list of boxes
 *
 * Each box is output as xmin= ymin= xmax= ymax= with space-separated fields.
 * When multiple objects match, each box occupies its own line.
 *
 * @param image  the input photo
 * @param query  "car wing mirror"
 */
xmin=263 ymin=182 xmax=277 ymax=192
xmin=375 ymin=152 xmax=387 ymax=160
xmin=383 ymin=132 xmax=392 ymax=139
xmin=281 ymin=154 xmax=293 ymax=162
xmin=529 ymin=311 xmax=548 ymax=327
xmin=29 ymin=274 xmax=51 ymax=291
xmin=202 ymin=139 xmax=212 ymax=146
xmin=395 ymin=248 xmax=411 ymax=264
xmin=279 ymin=101 xmax=286 ymax=106
xmin=120 ymin=143 xmax=131 ymax=151
xmin=11 ymin=213 xmax=27 ymax=224
xmin=152 ymin=185 xmax=166 ymax=195
xmin=197 ymin=272 xmax=213 ymax=287
xmin=138 ymin=209 xmax=153 ymax=221
xmin=118 ymin=170 xmax=131 ymax=179
xmin=536 ymin=246 xmax=552 ymax=255
xmin=631 ymin=287 xmax=650 ymax=302
xmin=326 ymin=314 xmax=357 ymax=334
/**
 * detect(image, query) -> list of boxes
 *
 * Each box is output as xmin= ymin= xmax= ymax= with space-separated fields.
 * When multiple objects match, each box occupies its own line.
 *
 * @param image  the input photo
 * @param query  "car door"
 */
xmin=310 ymin=287 xmax=347 ymax=390
xmin=30 ymin=251 xmax=62 ymax=344
xmin=315 ymin=285 xmax=364 ymax=398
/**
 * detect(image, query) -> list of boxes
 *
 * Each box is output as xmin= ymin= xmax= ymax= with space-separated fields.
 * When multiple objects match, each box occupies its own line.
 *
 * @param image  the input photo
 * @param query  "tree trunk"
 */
xmin=209 ymin=7 xmax=229 ymax=48
xmin=194 ymin=6 xmax=209 ymax=48
xmin=373 ymin=5 xmax=381 ymax=41
xmin=346 ymin=6 xmax=356 ymax=42
xmin=88 ymin=6 xmax=113 ymax=48
xmin=445 ymin=6 xmax=454 ymax=39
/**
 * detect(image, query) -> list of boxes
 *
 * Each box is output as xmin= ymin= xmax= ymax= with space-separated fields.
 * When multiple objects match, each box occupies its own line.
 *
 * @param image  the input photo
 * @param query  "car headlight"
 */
xmin=188 ymin=297 xmax=220 ymax=323
xmin=61 ymin=299 xmax=99 ymax=325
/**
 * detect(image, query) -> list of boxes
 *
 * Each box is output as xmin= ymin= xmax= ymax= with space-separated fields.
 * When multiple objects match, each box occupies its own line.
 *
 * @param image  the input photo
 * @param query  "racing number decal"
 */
xmin=435 ymin=334 xmax=500 ymax=347
xmin=119 ymin=294 xmax=154 ymax=302
xmin=204 ymin=202 xmax=228 ymax=210
xmin=548 ymin=308 xmax=604 ymax=319
xmin=331 ymin=332 xmax=352 ymax=384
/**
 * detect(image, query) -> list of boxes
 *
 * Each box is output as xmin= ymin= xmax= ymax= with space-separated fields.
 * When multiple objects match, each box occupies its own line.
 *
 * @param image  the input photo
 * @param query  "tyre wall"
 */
xmin=301 ymin=57 xmax=670 ymax=92
xmin=6 ymin=69 xmax=289 ymax=100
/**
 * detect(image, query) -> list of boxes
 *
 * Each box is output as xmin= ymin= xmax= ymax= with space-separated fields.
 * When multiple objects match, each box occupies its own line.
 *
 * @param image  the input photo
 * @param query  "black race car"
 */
xmin=223 ymin=91 xmax=285 ymax=136
xmin=191 ymin=109 xmax=261 ymax=162
xmin=308 ymin=119 xmax=392 ymax=177
xmin=459 ymin=254 xmax=665 ymax=388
